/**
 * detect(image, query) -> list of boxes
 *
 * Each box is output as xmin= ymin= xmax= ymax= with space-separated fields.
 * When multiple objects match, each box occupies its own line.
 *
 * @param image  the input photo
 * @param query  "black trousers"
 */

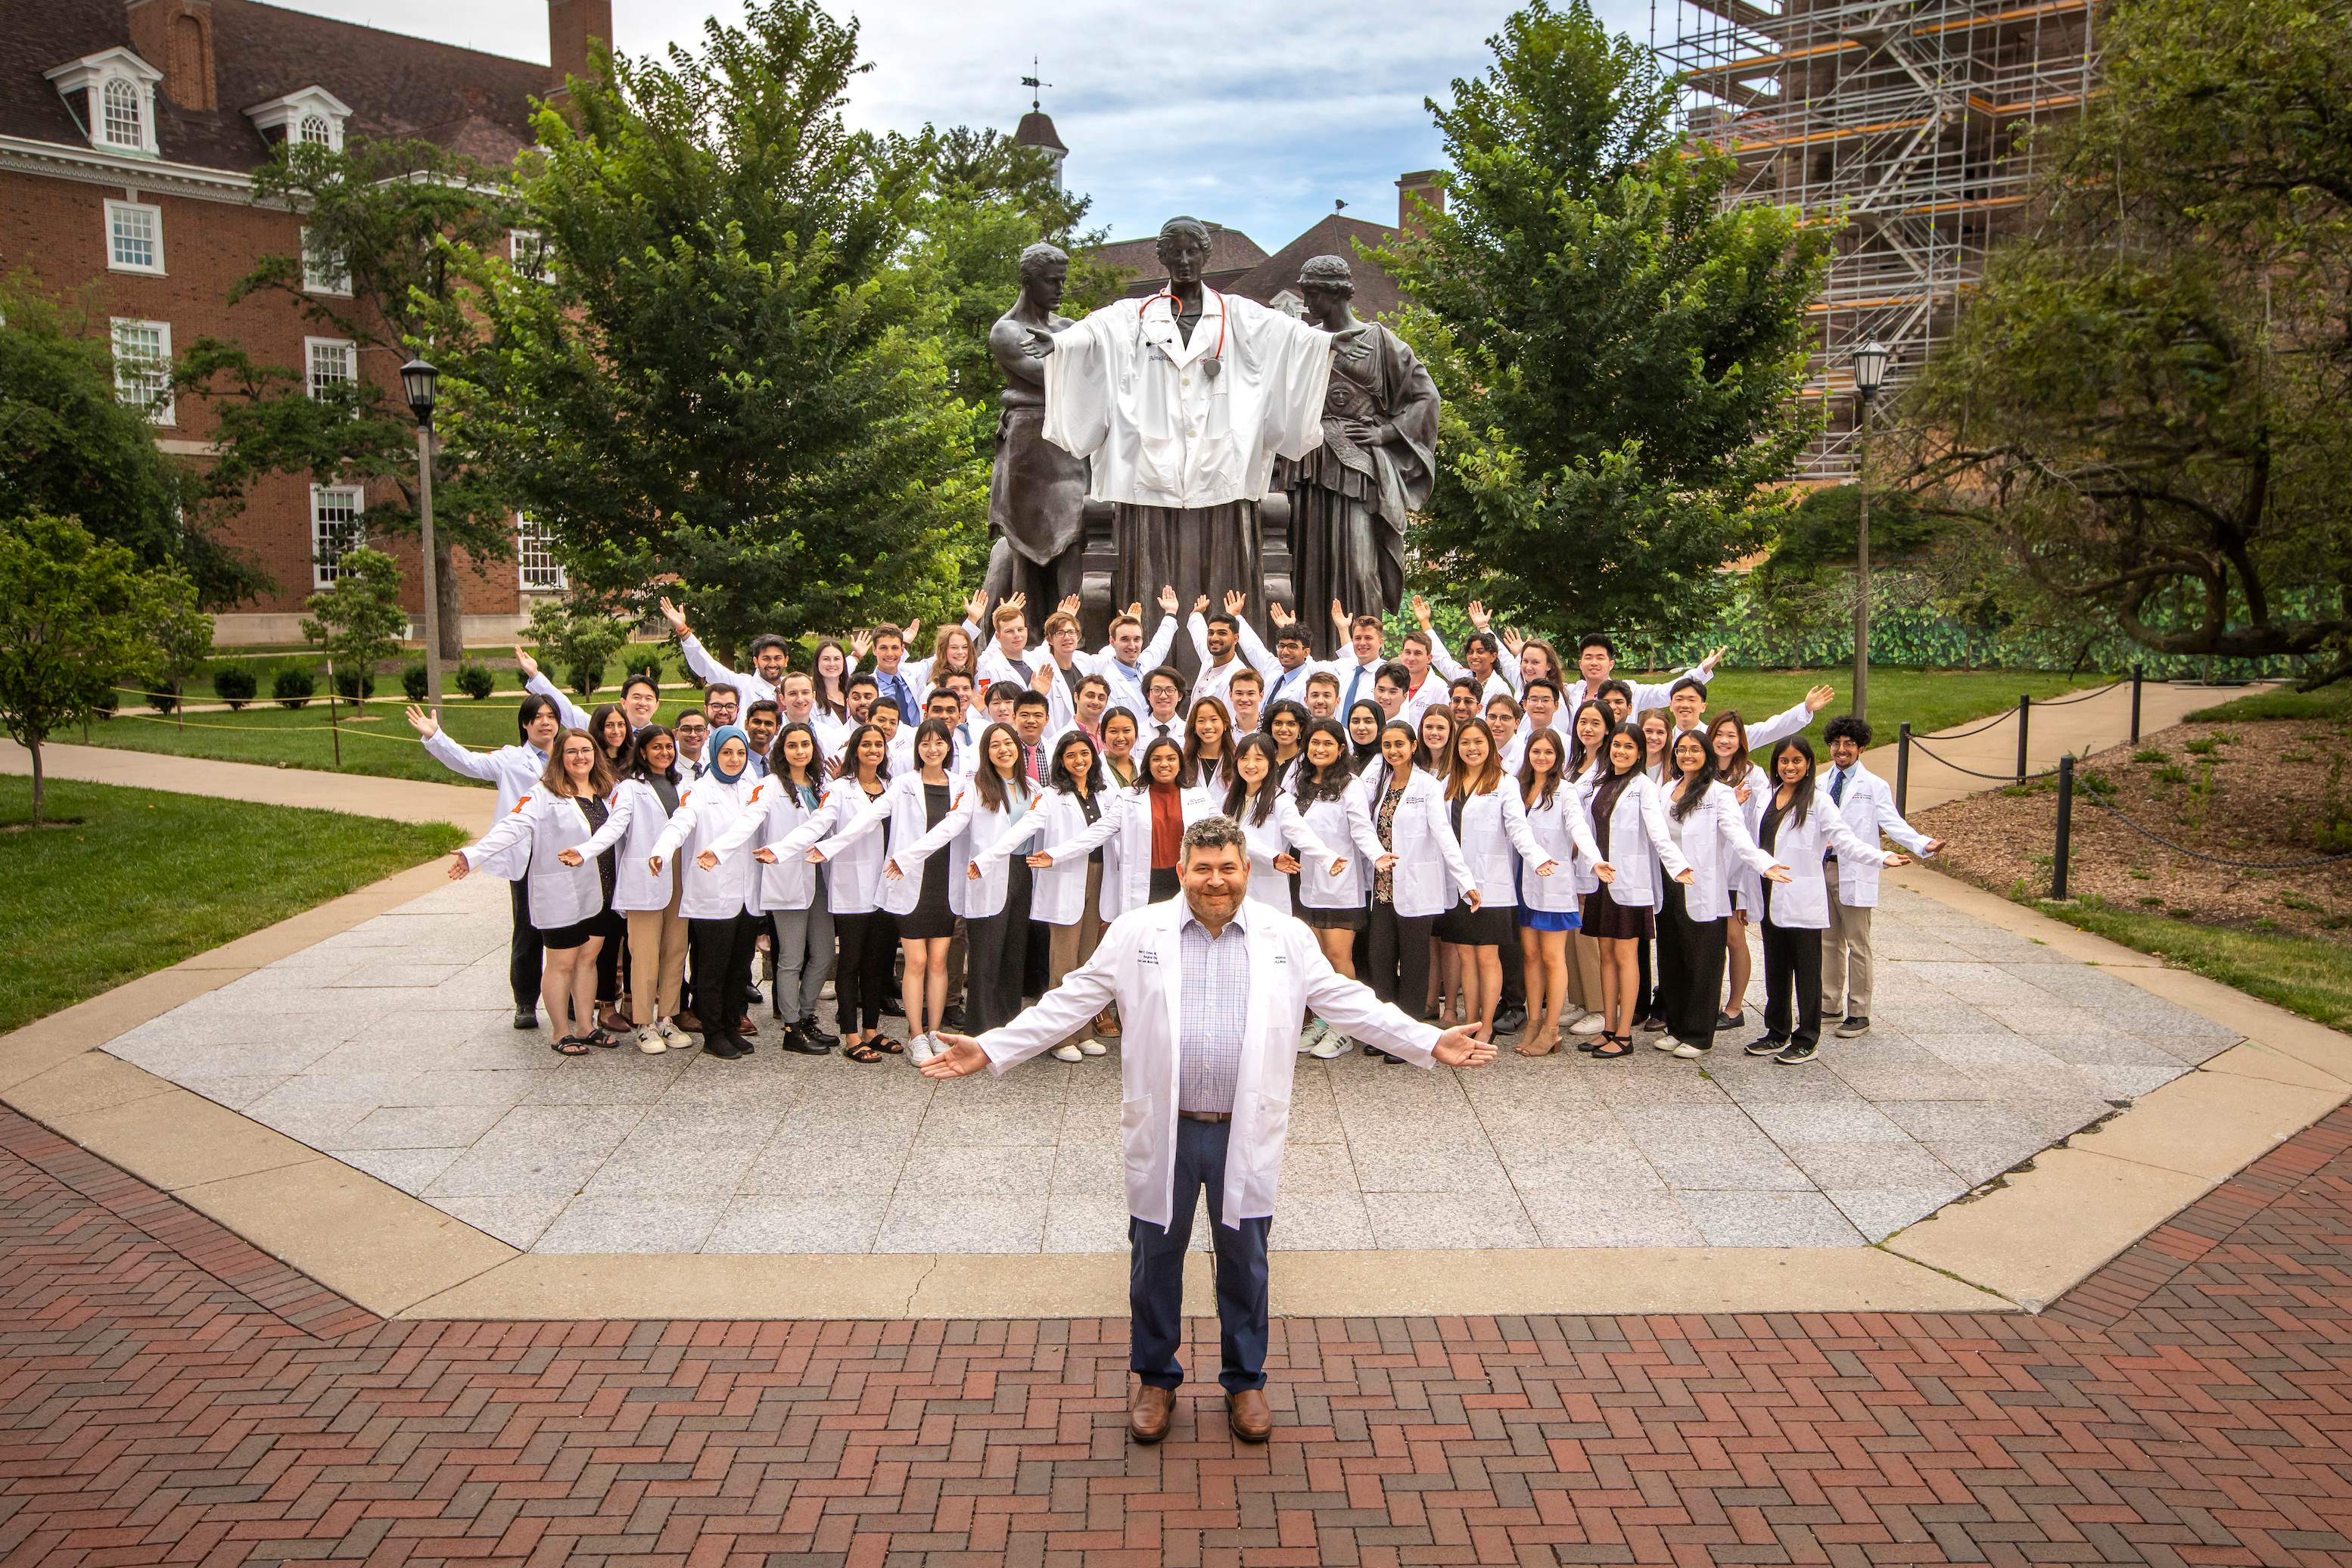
xmin=1657 ymin=880 xmax=1727 ymax=1053
xmin=687 ymin=911 xmax=759 ymax=1039
xmin=963 ymin=860 xmax=1034 ymax=1034
xmin=1367 ymin=903 xmax=1434 ymax=1014
xmin=1759 ymin=885 xmax=1824 ymax=1047
xmin=1499 ymin=930 xmax=1526 ymax=1012
xmin=1637 ymin=934 xmax=1656 ymax=1019
xmin=509 ymin=879 xmax=544 ymax=1012
xmin=834 ymin=910 xmax=898 ymax=1033
xmin=595 ymin=919 xmax=627 ymax=1006
xmin=1131 ymin=1116 xmax=1271 ymax=1394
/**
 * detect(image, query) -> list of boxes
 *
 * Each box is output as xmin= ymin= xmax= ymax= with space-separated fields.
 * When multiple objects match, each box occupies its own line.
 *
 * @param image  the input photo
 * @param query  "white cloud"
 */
xmin=264 ymin=0 xmax=1659 ymax=249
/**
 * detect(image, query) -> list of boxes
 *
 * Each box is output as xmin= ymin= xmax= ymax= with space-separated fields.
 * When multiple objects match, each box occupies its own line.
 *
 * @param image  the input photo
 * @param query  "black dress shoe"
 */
xmin=513 ymin=1006 xmax=539 ymax=1029
xmin=779 ymin=1023 xmax=831 ymax=1056
xmin=882 ymin=996 xmax=906 ymax=1018
xmin=798 ymin=1014 xmax=841 ymax=1047
xmin=941 ymin=1004 xmax=966 ymax=1030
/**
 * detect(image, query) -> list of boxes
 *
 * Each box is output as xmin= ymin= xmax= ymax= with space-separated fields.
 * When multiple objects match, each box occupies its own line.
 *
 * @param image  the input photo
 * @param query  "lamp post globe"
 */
xmin=400 ymin=357 xmax=444 ymax=711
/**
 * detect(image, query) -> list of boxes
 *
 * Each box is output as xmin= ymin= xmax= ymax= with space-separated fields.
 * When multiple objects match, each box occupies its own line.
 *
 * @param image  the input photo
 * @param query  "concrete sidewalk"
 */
xmin=0 ymin=739 xmax=495 ymax=832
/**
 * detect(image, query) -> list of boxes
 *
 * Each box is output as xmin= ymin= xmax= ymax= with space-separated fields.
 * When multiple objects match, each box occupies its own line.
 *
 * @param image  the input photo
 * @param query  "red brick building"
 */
xmin=0 ymin=0 xmax=601 ymax=643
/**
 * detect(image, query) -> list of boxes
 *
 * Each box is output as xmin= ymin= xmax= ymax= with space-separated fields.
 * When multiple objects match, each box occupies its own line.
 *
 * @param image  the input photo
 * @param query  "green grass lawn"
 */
xmin=0 ymin=777 xmax=466 ymax=1034
xmin=2036 ymin=894 xmax=2352 ymax=1031
xmin=2185 ymin=683 xmax=2352 ymax=724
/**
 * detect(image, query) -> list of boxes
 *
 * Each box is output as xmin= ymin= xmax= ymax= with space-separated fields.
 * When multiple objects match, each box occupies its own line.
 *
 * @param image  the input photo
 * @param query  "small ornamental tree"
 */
xmin=0 ymin=511 xmax=185 ymax=823
xmin=524 ymin=596 xmax=629 ymax=702
xmin=300 ymin=546 xmax=408 ymax=708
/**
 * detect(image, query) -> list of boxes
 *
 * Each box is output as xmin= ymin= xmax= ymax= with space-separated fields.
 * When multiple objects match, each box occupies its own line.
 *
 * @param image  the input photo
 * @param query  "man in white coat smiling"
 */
xmin=921 ymin=816 xmax=1495 ymax=1445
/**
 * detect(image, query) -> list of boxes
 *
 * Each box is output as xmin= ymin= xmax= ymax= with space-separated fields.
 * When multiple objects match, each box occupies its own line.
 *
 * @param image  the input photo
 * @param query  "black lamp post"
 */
xmin=1850 ymin=338 xmax=1890 ymax=722
xmin=400 ymin=357 xmax=443 ymax=714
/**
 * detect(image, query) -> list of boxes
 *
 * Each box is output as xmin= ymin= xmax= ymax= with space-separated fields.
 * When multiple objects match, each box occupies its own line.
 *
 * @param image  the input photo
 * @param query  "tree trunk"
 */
xmin=435 ymin=537 xmax=466 ymax=665
xmin=30 ymin=737 xmax=43 ymax=826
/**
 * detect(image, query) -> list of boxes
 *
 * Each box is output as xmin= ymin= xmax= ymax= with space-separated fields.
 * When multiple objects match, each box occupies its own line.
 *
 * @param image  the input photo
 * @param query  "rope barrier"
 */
xmin=2083 ymin=798 xmax=2352 ymax=870
xmin=2030 ymin=678 xmax=2128 ymax=708
xmin=105 ymin=709 xmax=416 ymax=742
xmin=1922 ymin=710 xmax=2019 ymax=741
xmin=1906 ymin=737 xmax=2059 ymax=784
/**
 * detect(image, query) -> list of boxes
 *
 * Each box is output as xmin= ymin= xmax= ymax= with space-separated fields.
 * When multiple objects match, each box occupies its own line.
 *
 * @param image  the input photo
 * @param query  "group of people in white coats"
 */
xmin=418 ymin=584 xmax=1946 ymax=1069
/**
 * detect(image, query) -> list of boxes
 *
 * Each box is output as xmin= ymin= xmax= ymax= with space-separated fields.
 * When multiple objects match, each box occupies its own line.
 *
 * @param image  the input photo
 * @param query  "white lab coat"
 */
xmin=460 ymin=790 xmax=612 ymax=930
xmin=1517 ymin=781 xmax=1606 ymax=911
xmin=677 ymin=634 xmax=779 ymax=709
xmin=1293 ymin=784 xmax=1375 ymax=909
xmin=1037 ymin=783 xmax=1221 ymax=919
xmin=1827 ymin=764 xmax=1937 ymax=907
xmin=1756 ymin=788 xmax=1896 ymax=929
xmin=1579 ymin=772 xmax=1693 ymax=910
xmin=1025 ymin=787 xmax=1114 ymax=926
xmin=1042 ymin=288 xmax=1334 ymax=509
xmin=1221 ymin=789 xmax=1339 ymax=911
xmin=1722 ymin=761 xmax=1773 ymax=916
xmin=702 ymin=772 xmax=829 ymax=913
xmin=1187 ymin=613 xmax=1281 ymax=710
xmin=1444 ymin=786 xmax=1547 ymax=910
xmin=976 ymin=898 xmax=1440 ymax=1228
xmin=1354 ymin=764 xmax=1475 ymax=919
xmin=422 ymin=731 xmax=552 ymax=823
xmin=571 ymin=778 xmax=681 ymax=913
xmin=890 ymin=777 xmax=1049 ymax=920
xmin=801 ymin=772 xmax=944 ymax=919
xmin=649 ymin=774 xmax=761 ymax=920
xmin=1662 ymin=779 xmax=1782 ymax=922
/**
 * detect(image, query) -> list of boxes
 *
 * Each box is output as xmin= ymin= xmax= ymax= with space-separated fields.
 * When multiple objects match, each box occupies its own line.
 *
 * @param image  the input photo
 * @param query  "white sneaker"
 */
xmin=1651 ymin=1032 xmax=1680 ymax=1052
xmin=1052 ymin=1043 xmax=1084 ymax=1062
xmin=1672 ymin=1041 xmax=1709 ymax=1059
xmin=636 ymin=1026 xmax=664 ymax=1054
xmin=1297 ymin=1019 xmax=1325 ymax=1053
xmin=907 ymin=1033 xmax=935 ymax=1066
xmin=1078 ymin=1038 xmax=1107 ymax=1056
xmin=1570 ymin=1013 xmax=1609 ymax=1036
xmin=1310 ymin=1032 xmax=1347 ymax=1059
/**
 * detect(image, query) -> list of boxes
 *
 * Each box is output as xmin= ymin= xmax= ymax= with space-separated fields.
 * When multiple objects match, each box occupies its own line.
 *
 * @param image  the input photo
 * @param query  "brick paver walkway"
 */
xmin=5 ymin=1100 xmax=2349 ymax=1568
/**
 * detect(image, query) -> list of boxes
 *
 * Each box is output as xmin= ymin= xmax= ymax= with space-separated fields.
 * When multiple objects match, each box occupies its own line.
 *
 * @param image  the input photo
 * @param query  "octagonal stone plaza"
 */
xmin=98 ymin=873 xmax=2240 ymax=1261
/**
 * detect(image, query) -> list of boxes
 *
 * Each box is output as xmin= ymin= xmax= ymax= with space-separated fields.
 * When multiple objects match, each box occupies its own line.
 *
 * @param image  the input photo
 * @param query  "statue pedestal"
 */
xmin=1078 ymin=493 xmax=1295 ymax=680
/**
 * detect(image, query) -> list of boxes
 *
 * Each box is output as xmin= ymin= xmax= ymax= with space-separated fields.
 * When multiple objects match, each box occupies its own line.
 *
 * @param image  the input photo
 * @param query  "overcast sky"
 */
xmin=266 ymin=0 xmax=1665 ymax=248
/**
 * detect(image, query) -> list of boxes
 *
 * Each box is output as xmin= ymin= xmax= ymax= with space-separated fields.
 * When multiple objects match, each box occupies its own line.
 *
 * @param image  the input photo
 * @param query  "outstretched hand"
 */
xmin=658 ymin=596 xmax=688 ymax=633
xmin=1431 ymin=1025 xmax=1498 ymax=1069
xmin=514 ymin=646 xmax=540 ymax=680
xmin=404 ymin=703 xmax=439 ymax=739
xmin=919 ymin=1034 xmax=990 ymax=1077
xmin=1804 ymin=683 xmax=1836 ymax=713
xmin=1223 ymin=589 xmax=1248 ymax=617
xmin=1268 ymin=601 xmax=1295 ymax=628
xmin=446 ymin=852 xmax=470 ymax=881
xmin=1159 ymin=585 xmax=1180 ymax=614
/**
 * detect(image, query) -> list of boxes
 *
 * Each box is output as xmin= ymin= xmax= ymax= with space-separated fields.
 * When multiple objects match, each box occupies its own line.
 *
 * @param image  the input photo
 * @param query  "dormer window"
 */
xmin=45 ymin=50 xmax=164 ymax=157
xmin=244 ymin=86 xmax=351 ymax=154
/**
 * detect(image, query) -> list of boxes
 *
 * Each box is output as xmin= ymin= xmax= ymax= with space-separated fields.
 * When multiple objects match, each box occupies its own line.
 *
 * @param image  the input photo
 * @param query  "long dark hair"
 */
xmin=1446 ymin=716 xmax=1501 ymax=799
xmin=1599 ymin=723 xmax=1644 ymax=779
xmin=1181 ymin=695 xmax=1232 ymax=788
xmin=516 ymin=692 xmax=558 ymax=745
xmin=1347 ymin=698 xmax=1386 ymax=768
xmin=1294 ymin=718 xmax=1354 ymax=809
xmin=586 ymin=702 xmax=634 ymax=770
xmin=1264 ymin=698 xmax=1310 ymax=753
xmin=770 ymin=720 xmax=823 ymax=792
xmin=1520 ymin=726 xmax=1566 ymax=811
xmin=1137 ymin=736 xmax=1186 ymax=792
xmin=1668 ymin=730 xmax=1713 ymax=822
xmin=1050 ymin=729 xmax=1102 ymax=796
xmin=972 ymin=720 xmax=1033 ymax=813
xmin=1708 ymin=710 xmax=1752 ymax=786
xmin=1374 ymin=719 xmax=1423 ymax=797
xmin=1769 ymin=736 xmax=1818 ymax=827
xmin=910 ymin=717 xmax=956 ymax=775
xmin=810 ymin=637 xmax=851 ymax=722
xmin=1221 ymin=733 xmax=1284 ymax=826
xmin=1566 ymin=699 xmax=1612 ymax=776
xmin=629 ymin=723 xmax=680 ymax=786
xmin=838 ymin=721 xmax=892 ymax=784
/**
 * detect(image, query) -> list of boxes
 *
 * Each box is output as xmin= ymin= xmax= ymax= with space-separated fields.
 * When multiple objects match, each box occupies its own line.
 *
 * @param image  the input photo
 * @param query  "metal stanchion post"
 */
xmin=2130 ymin=664 xmax=2143 ymax=744
xmin=1896 ymin=721 xmax=1911 ymax=817
xmin=2052 ymin=754 xmax=2074 ymax=901
xmin=2015 ymin=694 xmax=2030 ymax=784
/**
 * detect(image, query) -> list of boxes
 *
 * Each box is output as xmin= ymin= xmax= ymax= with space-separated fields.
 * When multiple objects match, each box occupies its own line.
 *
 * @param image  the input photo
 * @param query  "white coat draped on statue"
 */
xmin=1041 ymin=259 xmax=1333 ymax=642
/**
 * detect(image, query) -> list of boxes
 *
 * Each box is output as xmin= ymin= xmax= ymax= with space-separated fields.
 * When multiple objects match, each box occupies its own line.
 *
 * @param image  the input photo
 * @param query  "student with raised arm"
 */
xmin=1665 ymin=673 xmax=1833 ymax=758
xmin=407 ymin=695 xmax=565 ymax=1030
xmin=1262 ymin=602 xmax=1334 ymax=708
xmin=445 ymin=726 xmax=620 ymax=1056
xmin=1187 ymin=590 xmax=1280 ymax=711
xmin=1414 ymin=599 xmax=1513 ymax=704
xmin=1501 ymin=630 xmax=1725 ymax=717
xmin=658 ymin=596 xmax=791 ymax=709
xmin=1327 ymin=602 xmax=1392 ymax=717
xmin=1076 ymin=587 xmax=1181 ymax=714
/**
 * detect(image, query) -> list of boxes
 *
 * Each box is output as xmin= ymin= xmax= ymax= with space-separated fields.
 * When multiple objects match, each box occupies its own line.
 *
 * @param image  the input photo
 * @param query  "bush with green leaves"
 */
xmin=456 ymin=660 xmax=496 ymax=700
xmin=272 ymin=664 xmax=316 ymax=708
xmin=212 ymin=662 xmax=258 ymax=708
xmin=524 ymin=597 xmax=628 ymax=702
xmin=300 ymin=546 xmax=406 ymax=709
xmin=402 ymin=661 xmax=429 ymax=701
xmin=332 ymin=667 xmax=378 ymax=702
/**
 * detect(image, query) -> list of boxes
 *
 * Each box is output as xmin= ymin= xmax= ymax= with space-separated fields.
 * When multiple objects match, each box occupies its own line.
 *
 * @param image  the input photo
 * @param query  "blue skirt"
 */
xmin=1514 ymin=865 xmax=1580 ymax=931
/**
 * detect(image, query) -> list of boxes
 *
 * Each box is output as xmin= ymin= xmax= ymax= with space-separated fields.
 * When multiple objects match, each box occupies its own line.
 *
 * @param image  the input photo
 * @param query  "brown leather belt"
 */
xmin=1178 ymin=1110 xmax=1232 ymax=1123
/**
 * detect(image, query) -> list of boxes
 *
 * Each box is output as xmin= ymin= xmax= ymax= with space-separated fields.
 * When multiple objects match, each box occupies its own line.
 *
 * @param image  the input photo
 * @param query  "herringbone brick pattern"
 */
xmin=5 ymin=1101 xmax=2350 ymax=1568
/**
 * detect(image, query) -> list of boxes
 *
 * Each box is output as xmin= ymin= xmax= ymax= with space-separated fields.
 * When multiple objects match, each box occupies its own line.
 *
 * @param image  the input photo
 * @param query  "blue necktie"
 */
xmin=1831 ymin=767 xmax=1847 ymax=805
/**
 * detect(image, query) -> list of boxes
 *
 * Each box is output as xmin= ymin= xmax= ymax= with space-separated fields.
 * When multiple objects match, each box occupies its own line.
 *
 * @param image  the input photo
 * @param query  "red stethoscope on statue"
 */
xmin=1140 ymin=285 xmax=1226 ymax=379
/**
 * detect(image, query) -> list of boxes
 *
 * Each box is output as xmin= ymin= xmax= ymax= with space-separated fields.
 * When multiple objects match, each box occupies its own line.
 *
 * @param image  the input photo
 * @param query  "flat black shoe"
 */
xmin=1714 ymin=1010 xmax=1744 ymax=1031
xmin=882 ymin=997 xmax=906 ymax=1018
xmin=513 ymin=1007 xmax=540 ymax=1029
xmin=779 ymin=1024 xmax=831 ymax=1056
xmin=703 ymin=1038 xmax=748 ymax=1060
xmin=1745 ymin=1034 xmax=1790 ymax=1056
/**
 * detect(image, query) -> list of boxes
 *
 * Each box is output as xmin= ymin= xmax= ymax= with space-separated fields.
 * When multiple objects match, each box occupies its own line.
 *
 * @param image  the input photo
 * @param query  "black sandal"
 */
xmin=551 ymin=1034 xmax=593 ymax=1056
xmin=875 ymin=1037 xmax=905 ymax=1054
xmin=1590 ymin=1032 xmax=1633 ymax=1060
xmin=842 ymin=1041 xmax=884 ymax=1063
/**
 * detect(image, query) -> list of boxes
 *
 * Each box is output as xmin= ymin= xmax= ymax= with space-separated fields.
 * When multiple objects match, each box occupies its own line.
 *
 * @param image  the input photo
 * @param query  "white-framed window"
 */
xmin=101 ymin=78 xmax=143 ymax=148
xmin=104 ymin=199 xmax=163 ymax=274
xmin=241 ymin=86 xmax=349 ymax=153
xmin=109 ymin=318 xmax=173 ymax=425
xmin=305 ymin=337 xmax=356 ymax=400
xmin=509 ymin=228 xmax=552 ymax=282
xmin=516 ymin=513 xmax=568 ymax=590
xmin=300 ymin=226 xmax=351 ymax=296
xmin=310 ymin=485 xmax=365 ymax=587
xmin=299 ymin=114 xmax=332 ymax=145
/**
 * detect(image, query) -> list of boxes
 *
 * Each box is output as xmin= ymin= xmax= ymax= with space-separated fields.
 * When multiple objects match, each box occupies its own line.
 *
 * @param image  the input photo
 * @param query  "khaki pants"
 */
xmin=627 ymin=886 xmax=689 ymax=1029
xmin=1822 ymin=890 xmax=1873 ymax=1019
xmin=1047 ymin=862 xmax=1106 ymax=1047
xmin=1567 ymin=930 xmax=1607 ymax=1014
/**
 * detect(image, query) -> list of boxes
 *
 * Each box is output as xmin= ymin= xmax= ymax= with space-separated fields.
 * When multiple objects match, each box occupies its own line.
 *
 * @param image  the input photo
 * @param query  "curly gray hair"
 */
xmin=1180 ymin=814 xmax=1248 ymax=860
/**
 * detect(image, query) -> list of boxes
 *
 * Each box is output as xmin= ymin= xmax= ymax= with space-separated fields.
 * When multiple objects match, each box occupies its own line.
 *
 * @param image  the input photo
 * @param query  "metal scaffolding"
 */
xmin=1662 ymin=0 xmax=2098 ymax=476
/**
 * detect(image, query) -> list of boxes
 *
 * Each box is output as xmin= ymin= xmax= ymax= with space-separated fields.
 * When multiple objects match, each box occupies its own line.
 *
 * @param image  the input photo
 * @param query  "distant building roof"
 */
xmin=1090 ymin=223 xmax=1270 ymax=298
xmin=5 ymin=0 xmax=544 ymax=174
xmin=1228 ymin=213 xmax=1408 ymax=320
xmin=1013 ymin=109 xmax=1066 ymax=156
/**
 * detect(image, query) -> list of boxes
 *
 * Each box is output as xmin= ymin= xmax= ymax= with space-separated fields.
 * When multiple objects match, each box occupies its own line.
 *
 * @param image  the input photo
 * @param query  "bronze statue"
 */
xmin=985 ymin=242 xmax=1092 ymax=611
xmin=1040 ymin=217 xmax=1333 ymax=669
xmin=1286 ymin=254 xmax=1439 ymax=657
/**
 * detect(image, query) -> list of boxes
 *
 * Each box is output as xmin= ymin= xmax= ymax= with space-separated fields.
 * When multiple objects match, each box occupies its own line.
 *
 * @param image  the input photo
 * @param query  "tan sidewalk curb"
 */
xmin=2 ymin=843 xmax=2343 ymax=1321
xmin=1 ymin=738 xmax=495 ymax=830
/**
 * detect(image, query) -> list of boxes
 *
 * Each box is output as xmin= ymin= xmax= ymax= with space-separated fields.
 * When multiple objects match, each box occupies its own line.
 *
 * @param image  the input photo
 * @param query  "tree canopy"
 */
xmin=1372 ymin=0 xmax=1832 ymax=646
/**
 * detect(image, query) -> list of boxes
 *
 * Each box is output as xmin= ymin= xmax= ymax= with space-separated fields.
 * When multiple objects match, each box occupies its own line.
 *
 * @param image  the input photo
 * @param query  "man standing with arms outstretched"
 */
xmin=922 ymin=817 xmax=1496 ymax=1444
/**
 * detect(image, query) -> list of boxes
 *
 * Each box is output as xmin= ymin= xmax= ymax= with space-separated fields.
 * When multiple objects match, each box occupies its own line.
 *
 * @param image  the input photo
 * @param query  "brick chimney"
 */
xmin=1397 ymin=170 xmax=1445 ymax=238
xmin=547 ymin=0 xmax=612 ymax=104
xmin=126 ymin=0 xmax=216 ymax=112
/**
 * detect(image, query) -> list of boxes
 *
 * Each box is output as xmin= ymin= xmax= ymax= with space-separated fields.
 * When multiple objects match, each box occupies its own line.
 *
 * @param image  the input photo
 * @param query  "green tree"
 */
xmin=452 ymin=0 xmax=983 ymax=661
xmin=1905 ymin=0 xmax=2352 ymax=682
xmin=0 ymin=511 xmax=188 ymax=823
xmin=1371 ymin=0 xmax=1831 ymax=645
xmin=175 ymin=136 xmax=520 ymax=661
xmin=0 ymin=277 xmax=266 ymax=608
xmin=300 ymin=546 xmax=408 ymax=708
xmin=524 ymin=596 xmax=630 ymax=702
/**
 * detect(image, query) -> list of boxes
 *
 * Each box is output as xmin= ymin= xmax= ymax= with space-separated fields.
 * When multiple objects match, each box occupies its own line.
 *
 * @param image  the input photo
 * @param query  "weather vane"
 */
xmin=1021 ymin=57 xmax=1050 ymax=113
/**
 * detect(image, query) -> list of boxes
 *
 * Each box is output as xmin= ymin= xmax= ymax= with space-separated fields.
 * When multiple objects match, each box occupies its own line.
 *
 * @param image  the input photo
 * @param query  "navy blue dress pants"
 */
xmin=1129 ymin=1115 xmax=1271 ymax=1394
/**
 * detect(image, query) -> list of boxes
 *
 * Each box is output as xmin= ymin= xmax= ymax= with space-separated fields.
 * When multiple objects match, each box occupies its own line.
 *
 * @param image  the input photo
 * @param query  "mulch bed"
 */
xmin=1913 ymin=714 xmax=2352 ymax=938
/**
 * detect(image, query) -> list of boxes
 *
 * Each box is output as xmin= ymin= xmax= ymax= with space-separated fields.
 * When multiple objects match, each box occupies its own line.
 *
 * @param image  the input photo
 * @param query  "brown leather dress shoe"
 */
xmin=1226 ymin=1388 xmax=1272 ymax=1443
xmin=1129 ymin=1383 xmax=1174 ymax=1444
